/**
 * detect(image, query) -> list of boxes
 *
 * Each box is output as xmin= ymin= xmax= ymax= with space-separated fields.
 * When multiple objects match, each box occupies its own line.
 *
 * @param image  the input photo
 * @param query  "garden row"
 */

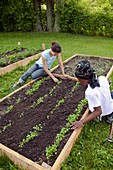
xmin=0 ymin=54 xmax=113 ymax=170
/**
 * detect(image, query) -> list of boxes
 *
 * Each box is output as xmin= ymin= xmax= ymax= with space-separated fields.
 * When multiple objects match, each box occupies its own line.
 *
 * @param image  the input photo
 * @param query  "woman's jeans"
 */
xmin=19 ymin=63 xmax=47 ymax=83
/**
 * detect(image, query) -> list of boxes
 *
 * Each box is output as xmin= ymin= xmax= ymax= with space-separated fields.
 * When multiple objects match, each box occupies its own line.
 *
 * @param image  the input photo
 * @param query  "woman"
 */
xmin=71 ymin=60 xmax=113 ymax=130
xmin=12 ymin=42 xmax=68 ymax=89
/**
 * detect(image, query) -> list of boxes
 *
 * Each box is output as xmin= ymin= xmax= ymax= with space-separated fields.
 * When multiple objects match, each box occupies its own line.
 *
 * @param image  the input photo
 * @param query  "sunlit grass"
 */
xmin=0 ymin=32 xmax=113 ymax=59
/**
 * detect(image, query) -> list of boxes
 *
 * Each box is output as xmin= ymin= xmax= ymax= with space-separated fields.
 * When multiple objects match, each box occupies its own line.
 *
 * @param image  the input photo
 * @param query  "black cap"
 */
xmin=75 ymin=60 xmax=93 ymax=80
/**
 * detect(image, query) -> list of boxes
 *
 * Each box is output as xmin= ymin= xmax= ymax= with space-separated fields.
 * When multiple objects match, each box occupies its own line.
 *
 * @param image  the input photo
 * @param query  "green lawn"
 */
xmin=0 ymin=32 xmax=113 ymax=99
xmin=0 ymin=32 xmax=113 ymax=170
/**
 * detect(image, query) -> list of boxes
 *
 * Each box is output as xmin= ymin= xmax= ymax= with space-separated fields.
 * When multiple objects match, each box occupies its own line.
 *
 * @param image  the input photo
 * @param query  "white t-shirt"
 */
xmin=85 ymin=76 xmax=113 ymax=117
xmin=35 ymin=49 xmax=56 ymax=69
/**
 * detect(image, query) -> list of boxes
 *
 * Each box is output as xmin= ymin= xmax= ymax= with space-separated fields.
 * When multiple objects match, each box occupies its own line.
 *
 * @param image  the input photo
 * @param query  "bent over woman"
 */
xmin=12 ymin=42 xmax=68 ymax=89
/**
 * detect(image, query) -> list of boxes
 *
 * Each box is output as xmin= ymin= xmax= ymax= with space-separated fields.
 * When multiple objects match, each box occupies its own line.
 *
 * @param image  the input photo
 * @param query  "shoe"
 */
xmin=105 ymin=113 xmax=113 ymax=124
xmin=94 ymin=116 xmax=102 ymax=123
xmin=11 ymin=83 xmax=19 ymax=90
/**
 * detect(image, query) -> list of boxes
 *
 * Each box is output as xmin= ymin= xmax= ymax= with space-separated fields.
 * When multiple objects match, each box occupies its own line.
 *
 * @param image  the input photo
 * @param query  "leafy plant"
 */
xmin=16 ymin=98 xmax=21 ymax=104
xmin=46 ymin=98 xmax=87 ymax=160
xmin=25 ymin=77 xmax=49 ymax=95
xmin=5 ymin=105 xmax=14 ymax=114
xmin=49 ymin=80 xmax=62 ymax=96
xmin=0 ymin=120 xmax=12 ymax=134
xmin=19 ymin=124 xmax=42 ymax=148
xmin=50 ymin=98 xmax=65 ymax=114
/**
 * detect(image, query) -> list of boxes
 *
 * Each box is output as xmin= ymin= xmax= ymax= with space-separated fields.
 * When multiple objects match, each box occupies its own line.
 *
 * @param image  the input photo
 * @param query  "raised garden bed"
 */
xmin=0 ymin=54 xmax=113 ymax=170
xmin=0 ymin=44 xmax=45 ymax=75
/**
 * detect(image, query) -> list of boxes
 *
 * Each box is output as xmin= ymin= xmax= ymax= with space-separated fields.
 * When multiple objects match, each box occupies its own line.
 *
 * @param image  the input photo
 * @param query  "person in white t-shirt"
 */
xmin=71 ymin=60 xmax=113 ymax=130
xmin=12 ymin=42 xmax=68 ymax=89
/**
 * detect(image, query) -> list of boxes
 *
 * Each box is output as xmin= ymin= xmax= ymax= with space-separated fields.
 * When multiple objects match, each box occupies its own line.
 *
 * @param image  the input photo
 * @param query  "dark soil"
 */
xmin=0 ymin=55 xmax=113 ymax=166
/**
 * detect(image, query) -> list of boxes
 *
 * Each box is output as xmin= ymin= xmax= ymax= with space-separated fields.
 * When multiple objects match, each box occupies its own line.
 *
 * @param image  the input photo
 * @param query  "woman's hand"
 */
xmin=53 ymin=77 xmax=59 ymax=83
xmin=70 ymin=120 xmax=84 ymax=130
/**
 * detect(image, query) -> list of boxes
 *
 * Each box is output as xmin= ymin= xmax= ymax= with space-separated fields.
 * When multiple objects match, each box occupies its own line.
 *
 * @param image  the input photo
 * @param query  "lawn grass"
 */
xmin=0 ymin=154 xmax=24 ymax=170
xmin=61 ymin=120 xmax=113 ymax=170
xmin=0 ymin=32 xmax=113 ymax=170
xmin=0 ymin=32 xmax=113 ymax=99
xmin=0 ymin=32 xmax=113 ymax=59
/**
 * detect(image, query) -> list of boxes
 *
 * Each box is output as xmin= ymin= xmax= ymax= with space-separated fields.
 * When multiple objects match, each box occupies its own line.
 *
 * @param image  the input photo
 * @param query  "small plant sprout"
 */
xmin=19 ymin=124 xmax=42 ymax=148
xmin=16 ymin=98 xmax=21 ymax=104
xmin=5 ymin=105 xmax=14 ymax=114
xmin=50 ymin=98 xmax=65 ymax=114
xmin=26 ymin=77 xmax=49 ymax=95
xmin=46 ymin=98 xmax=88 ymax=160
xmin=0 ymin=120 xmax=12 ymax=133
xmin=49 ymin=80 xmax=62 ymax=96
xmin=19 ymin=112 xmax=24 ymax=118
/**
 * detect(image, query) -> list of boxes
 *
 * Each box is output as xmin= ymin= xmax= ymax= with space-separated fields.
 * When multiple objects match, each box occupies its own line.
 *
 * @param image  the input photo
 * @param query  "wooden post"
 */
xmin=42 ymin=43 xmax=45 ymax=51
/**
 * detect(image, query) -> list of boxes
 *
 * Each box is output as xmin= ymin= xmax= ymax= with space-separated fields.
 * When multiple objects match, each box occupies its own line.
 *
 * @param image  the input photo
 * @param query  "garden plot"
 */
xmin=0 ymin=54 xmax=113 ymax=170
xmin=0 ymin=45 xmax=45 ymax=75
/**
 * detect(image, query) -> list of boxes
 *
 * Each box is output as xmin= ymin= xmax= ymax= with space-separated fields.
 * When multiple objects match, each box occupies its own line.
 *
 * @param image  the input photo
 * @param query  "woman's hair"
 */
xmin=51 ymin=41 xmax=62 ymax=53
xmin=75 ymin=60 xmax=100 ymax=89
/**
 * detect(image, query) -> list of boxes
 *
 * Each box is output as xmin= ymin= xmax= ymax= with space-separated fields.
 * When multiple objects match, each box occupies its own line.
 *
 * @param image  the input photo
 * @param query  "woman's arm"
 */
xmin=42 ymin=57 xmax=58 ymax=83
xmin=57 ymin=54 xmax=65 ymax=75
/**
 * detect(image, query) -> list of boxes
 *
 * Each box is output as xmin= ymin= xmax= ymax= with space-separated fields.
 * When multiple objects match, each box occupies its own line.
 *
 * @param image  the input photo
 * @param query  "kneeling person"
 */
xmin=71 ymin=60 xmax=113 ymax=130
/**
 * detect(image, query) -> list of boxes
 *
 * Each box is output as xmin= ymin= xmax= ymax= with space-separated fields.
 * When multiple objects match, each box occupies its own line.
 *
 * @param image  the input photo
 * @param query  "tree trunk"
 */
xmin=33 ymin=0 xmax=43 ymax=31
xmin=53 ymin=0 xmax=61 ymax=32
xmin=46 ymin=0 xmax=54 ymax=32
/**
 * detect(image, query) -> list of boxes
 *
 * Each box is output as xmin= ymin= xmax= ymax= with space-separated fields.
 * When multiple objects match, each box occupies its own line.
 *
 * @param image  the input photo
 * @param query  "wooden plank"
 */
xmin=51 ymin=108 xmax=89 ymax=170
xmin=41 ymin=162 xmax=51 ymax=169
xmin=0 ymin=43 xmax=45 ymax=75
xmin=106 ymin=65 xmax=113 ymax=79
xmin=0 ymin=53 xmax=41 ymax=75
xmin=0 ymin=79 xmax=35 ymax=103
xmin=0 ymin=144 xmax=45 ymax=170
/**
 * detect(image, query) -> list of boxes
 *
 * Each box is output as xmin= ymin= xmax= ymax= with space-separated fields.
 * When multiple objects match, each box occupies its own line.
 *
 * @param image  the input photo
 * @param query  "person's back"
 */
xmin=85 ymin=76 xmax=113 ymax=118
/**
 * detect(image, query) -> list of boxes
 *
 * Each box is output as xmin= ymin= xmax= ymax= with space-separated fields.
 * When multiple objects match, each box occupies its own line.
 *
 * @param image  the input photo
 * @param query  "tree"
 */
xmin=53 ymin=0 xmax=61 ymax=32
xmin=33 ymin=0 xmax=43 ymax=31
xmin=46 ymin=0 xmax=54 ymax=32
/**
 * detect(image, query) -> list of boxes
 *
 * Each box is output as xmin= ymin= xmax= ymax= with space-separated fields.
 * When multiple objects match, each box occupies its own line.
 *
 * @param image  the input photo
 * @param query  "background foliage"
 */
xmin=0 ymin=0 xmax=113 ymax=37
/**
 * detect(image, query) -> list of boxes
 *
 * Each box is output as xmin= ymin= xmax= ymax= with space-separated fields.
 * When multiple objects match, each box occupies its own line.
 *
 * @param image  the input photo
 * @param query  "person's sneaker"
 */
xmin=94 ymin=116 xmax=102 ymax=123
xmin=11 ymin=83 xmax=19 ymax=90
xmin=105 ymin=113 xmax=113 ymax=124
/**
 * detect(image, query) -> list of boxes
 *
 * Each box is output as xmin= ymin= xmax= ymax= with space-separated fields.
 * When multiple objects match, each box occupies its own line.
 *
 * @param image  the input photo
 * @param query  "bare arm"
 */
xmin=42 ymin=57 xmax=58 ymax=83
xmin=71 ymin=106 xmax=102 ymax=129
xmin=57 ymin=54 xmax=65 ymax=75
